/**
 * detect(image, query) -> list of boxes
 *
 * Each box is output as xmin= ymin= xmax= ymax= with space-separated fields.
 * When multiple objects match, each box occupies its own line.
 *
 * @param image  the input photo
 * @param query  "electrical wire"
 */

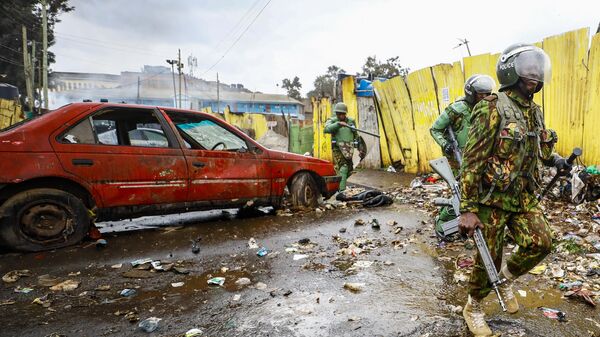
xmin=0 ymin=55 xmax=24 ymax=67
xmin=199 ymin=0 xmax=272 ymax=77
xmin=54 ymin=33 xmax=168 ymax=57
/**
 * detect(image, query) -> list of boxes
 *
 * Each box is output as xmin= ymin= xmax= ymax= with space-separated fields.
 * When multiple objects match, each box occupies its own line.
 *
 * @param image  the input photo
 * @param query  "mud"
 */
xmin=0 ymin=173 xmax=598 ymax=336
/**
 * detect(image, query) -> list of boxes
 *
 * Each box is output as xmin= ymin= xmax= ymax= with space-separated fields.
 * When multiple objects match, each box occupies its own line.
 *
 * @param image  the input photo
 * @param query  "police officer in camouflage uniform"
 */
xmin=430 ymin=74 xmax=495 ymax=238
xmin=324 ymin=102 xmax=358 ymax=191
xmin=459 ymin=44 xmax=569 ymax=336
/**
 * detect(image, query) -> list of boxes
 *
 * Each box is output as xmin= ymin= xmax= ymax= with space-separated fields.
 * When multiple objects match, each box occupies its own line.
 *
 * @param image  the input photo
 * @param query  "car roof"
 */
xmin=62 ymin=102 xmax=215 ymax=119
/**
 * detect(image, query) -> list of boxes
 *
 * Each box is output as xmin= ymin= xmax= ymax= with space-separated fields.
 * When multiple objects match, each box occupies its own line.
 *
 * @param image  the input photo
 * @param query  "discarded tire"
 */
xmin=0 ymin=188 xmax=90 ymax=252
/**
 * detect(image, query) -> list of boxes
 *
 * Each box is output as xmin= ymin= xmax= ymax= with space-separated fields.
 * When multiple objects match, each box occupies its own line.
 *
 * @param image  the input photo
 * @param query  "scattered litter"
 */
xmin=14 ymin=286 xmax=34 ymax=294
xmin=529 ymin=264 xmax=547 ymax=275
xmin=257 ymin=247 xmax=268 ymax=257
xmin=111 ymin=263 xmax=123 ymax=269
xmin=151 ymin=261 xmax=163 ymax=271
xmin=191 ymin=237 xmax=201 ymax=254
xmin=232 ymin=294 xmax=241 ymax=301
xmin=354 ymin=219 xmax=366 ymax=226
xmin=185 ymin=328 xmax=203 ymax=337
xmin=343 ymin=282 xmax=364 ymax=292
xmin=298 ymin=238 xmax=310 ymax=245
xmin=456 ymin=256 xmax=475 ymax=269
xmin=131 ymin=258 xmax=153 ymax=267
xmin=125 ymin=311 xmax=140 ymax=322
xmin=383 ymin=261 xmax=394 ymax=266
xmin=453 ymin=271 xmax=468 ymax=283
xmin=220 ymin=267 xmax=229 ymax=273
xmin=448 ymin=305 xmax=462 ymax=314
xmin=558 ymin=281 xmax=583 ymax=291
xmin=285 ymin=247 xmax=299 ymax=253
xmin=518 ymin=290 xmax=527 ymax=297
xmin=387 ymin=166 xmax=397 ymax=173
xmin=171 ymin=282 xmax=185 ymax=288
xmin=293 ymin=254 xmax=309 ymax=261
xmin=37 ymin=274 xmax=62 ymax=287
xmin=95 ymin=285 xmax=111 ymax=291
xmin=352 ymin=261 xmax=373 ymax=268
xmin=248 ymin=238 xmax=259 ymax=249
xmin=235 ymin=278 xmax=251 ymax=286
xmin=370 ymin=219 xmax=380 ymax=229
xmin=138 ymin=317 xmax=161 ymax=333
xmin=49 ymin=280 xmax=79 ymax=292
xmin=120 ymin=288 xmax=137 ymax=297
xmin=32 ymin=294 xmax=52 ymax=308
xmin=538 ymin=307 xmax=567 ymax=322
xmin=2 ymin=270 xmax=31 ymax=283
xmin=550 ymin=265 xmax=565 ymax=278
xmin=0 ymin=299 xmax=15 ymax=306
xmin=339 ymin=227 xmax=347 ymax=233
xmin=207 ymin=277 xmax=225 ymax=286
xmin=95 ymin=238 xmax=108 ymax=248
xmin=255 ymin=282 xmax=267 ymax=290
xmin=564 ymin=288 xmax=597 ymax=307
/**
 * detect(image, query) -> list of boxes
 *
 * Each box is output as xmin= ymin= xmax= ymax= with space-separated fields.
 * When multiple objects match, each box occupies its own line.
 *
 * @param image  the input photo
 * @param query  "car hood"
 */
xmin=266 ymin=149 xmax=331 ymax=164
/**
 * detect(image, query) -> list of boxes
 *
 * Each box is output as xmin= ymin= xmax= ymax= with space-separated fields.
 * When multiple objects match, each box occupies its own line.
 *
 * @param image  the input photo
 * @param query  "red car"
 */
xmin=0 ymin=103 xmax=340 ymax=251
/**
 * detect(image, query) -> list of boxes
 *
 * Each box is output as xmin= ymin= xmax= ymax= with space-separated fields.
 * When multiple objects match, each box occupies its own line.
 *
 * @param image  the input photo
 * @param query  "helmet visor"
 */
xmin=471 ymin=75 xmax=496 ymax=94
xmin=514 ymin=48 xmax=551 ymax=83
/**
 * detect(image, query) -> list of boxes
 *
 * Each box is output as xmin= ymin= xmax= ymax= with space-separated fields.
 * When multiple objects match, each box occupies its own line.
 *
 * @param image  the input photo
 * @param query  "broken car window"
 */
xmin=167 ymin=112 xmax=247 ymax=151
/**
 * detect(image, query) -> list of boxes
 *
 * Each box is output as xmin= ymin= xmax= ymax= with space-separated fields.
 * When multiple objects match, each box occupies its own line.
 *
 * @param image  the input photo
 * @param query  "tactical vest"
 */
xmin=480 ymin=92 xmax=544 ymax=202
xmin=448 ymin=97 xmax=472 ymax=149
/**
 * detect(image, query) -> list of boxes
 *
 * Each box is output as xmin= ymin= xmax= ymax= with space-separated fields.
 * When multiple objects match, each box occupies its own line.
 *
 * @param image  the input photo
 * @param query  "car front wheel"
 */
xmin=289 ymin=172 xmax=320 ymax=209
xmin=0 ymin=188 xmax=91 ymax=252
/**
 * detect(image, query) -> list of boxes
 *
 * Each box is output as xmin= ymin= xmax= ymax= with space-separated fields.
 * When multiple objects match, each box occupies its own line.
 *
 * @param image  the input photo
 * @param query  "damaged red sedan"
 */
xmin=0 ymin=103 xmax=340 ymax=251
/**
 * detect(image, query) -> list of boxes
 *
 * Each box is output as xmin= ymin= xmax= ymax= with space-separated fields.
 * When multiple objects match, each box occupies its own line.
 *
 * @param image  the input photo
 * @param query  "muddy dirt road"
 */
xmin=0 ymin=175 xmax=598 ymax=336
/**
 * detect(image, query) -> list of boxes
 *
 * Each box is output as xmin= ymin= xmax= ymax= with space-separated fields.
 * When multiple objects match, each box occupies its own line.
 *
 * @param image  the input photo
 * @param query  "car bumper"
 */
xmin=323 ymin=175 xmax=341 ymax=198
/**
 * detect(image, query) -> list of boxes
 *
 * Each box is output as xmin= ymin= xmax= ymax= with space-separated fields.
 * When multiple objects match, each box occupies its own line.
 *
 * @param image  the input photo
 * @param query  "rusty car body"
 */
xmin=0 ymin=103 xmax=340 ymax=251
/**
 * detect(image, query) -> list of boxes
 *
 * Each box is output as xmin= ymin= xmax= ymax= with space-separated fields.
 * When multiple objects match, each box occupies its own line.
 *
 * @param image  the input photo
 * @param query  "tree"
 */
xmin=281 ymin=76 xmax=302 ymax=101
xmin=307 ymin=65 xmax=345 ymax=98
xmin=360 ymin=56 xmax=409 ymax=79
xmin=0 ymin=0 xmax=74 ymax=99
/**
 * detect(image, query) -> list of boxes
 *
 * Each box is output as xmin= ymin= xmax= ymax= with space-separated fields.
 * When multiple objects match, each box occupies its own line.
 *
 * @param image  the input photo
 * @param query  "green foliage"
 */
xmin=281 ymin=76 xmax=302 ymax=101
xmin=0 ymin=0 xmax=73 ymax=95
xmin=560 ymin=239 xmax=584 ymax=255
xmin=307 ymin=65 xmax=345 ymax=99
xmin=360 ymin=55 xmax=410 ymax=79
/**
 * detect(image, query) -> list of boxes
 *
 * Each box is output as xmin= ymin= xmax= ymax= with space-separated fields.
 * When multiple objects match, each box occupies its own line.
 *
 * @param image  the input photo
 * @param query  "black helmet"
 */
xmin=464 ymin=74 xmax=495 ymax=104
xmin=496 ymin=43 xmax=551 ymax=93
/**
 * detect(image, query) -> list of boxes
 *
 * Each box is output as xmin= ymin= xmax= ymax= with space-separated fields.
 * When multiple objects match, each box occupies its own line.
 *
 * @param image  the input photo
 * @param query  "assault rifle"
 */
xmin=447 ymin=126 xmax=462 ymax=166
xmin=430 ymin=157 xmax=507 ymax=311
xmin=346 ymin=125 xmax=380 ymax=138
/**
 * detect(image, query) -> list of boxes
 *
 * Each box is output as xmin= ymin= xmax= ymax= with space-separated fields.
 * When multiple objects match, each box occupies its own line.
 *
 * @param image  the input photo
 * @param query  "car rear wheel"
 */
xmin=0 ymin=188 xmax=91 ymax=252
xmin=289 ymin=172 xmax=320 ymax=209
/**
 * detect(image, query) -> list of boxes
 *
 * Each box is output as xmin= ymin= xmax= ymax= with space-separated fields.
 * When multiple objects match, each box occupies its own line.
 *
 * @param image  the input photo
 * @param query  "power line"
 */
xmin=200 ymin=0 xmax=272 ymax=77
xmin=0 ymin=55 xmax=24 ymax=68
xmin=213 ymin=0 xmax=262 ymax=52
xmin=0 ymin=43 xmax=23 ymax=55
xmin=54 ymin=33 xmax=168 ymax=57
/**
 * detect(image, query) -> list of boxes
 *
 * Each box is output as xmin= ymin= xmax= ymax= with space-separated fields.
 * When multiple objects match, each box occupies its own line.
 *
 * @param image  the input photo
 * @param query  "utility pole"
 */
xmin=31 ymin=42 xmax=36 ymax=112
xmin=166 ymin=59 xmax=177 ymax=108
xmin=136 ymin=76 xmax=140 ymax=104
xmin=216 ymin=72 xmax=220 ymax=113
xmin=177 ymin=49 xmax=183 ymax=108
xmin=454 ymin=38 xmax=472 ymax=56
xmin=21 ymin=26 xmax=33 ymax=113
xmin=42 ymin=0 xmax=48 ymax=110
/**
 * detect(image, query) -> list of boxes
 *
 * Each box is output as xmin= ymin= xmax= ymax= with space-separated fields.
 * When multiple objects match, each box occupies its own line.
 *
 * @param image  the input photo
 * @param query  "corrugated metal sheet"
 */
xmin=356 ymin=96 xmax=381 ymax=169
xmin=406 ymin=68 xmax=443 ymax=173
xmin=312 ymin=97 xmax=333 ymax=161
xmin=341 ymin=76 xmax=359 ymax=125
xmin=431 ymin=62 xmax=464 ymax=111
xmin=0 ymin=99 xmax=23 ymax=129
xmin=542 ymin=28 xmax=588 ymax=157
xmin=582 ymin=33 xmax=600 ymax=164
xmin=372 ymin=81 xmax=405 ymax=166
xmin=376 ymin=103 xmax=392 ymax=167
xmin=386 ymin=77 xmax=419 ymax=173
xmin=223 ymin=106 xmax=268 ymax=140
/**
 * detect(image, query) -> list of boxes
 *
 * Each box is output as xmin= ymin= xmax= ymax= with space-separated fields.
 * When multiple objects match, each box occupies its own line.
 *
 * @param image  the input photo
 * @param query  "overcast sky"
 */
xmin=51 ymin=0 xmax=599 ymax=95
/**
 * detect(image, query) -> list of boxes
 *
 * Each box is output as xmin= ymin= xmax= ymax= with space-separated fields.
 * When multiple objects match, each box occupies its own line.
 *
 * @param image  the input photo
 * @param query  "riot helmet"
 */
xmin=496 ymin=43 xmax=551 ymax=93
xmin=464 ymin=74 xmax=495 ymax=104
xmin=333 ymin=102 xmax=348 ymax=114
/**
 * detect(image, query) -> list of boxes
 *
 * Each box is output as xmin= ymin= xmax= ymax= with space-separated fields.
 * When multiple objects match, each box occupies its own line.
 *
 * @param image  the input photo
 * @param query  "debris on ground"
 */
xmin=120 ymin=288 xmax=137 ymax=297
xmin=539 ymin=307 xmax=567 ymax=322
xmin=185 ymin=328 xmax=203 ymax=337
xmin=49 ymin=280 xmax=80 ymax=292
xmin=171 ymin=282 xmax=185 ymax=288
xmin=257 ymin=247 xmax=268 ymax=257
xmin=235 ymin=277 xmax=251 ymax=286
xmin=2 ymin=270 xmax=31 ymax=283
xmin=343 ymin=282 xmax=364 ymax=292
xmin=191 ymin=237 xmax=201 ymax=254
xmin=247 ymin=238 xmax=259 ymax=249
xmin=207 ymin=277 xmax=225 ymax=286
xmin=138 ymin=317 xmax=161 ymax=333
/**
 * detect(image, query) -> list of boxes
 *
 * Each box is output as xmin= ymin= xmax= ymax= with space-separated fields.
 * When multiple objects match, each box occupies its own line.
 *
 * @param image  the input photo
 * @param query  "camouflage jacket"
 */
xmin=430 ymin=97 xmax=472 ymax=150
xmin=324 ymin=116 xmax=358 ymax=143
xmin=460 ymin=90 xmax=557 ymax=213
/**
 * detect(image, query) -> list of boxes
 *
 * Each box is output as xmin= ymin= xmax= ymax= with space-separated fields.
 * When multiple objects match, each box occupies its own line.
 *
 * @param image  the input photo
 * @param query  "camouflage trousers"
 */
xmin=332 ymin=147 xmax=353 ymax=191
xmin=469 ymin=205 xmax=553 ymax=299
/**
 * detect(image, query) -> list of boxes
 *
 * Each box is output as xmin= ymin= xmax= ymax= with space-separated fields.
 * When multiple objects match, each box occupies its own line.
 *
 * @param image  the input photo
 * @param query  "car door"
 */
xmin=163 ymin=109 xmax=270 ymax=205
xmin=52 ymin=106 xmax=189 ymax=208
